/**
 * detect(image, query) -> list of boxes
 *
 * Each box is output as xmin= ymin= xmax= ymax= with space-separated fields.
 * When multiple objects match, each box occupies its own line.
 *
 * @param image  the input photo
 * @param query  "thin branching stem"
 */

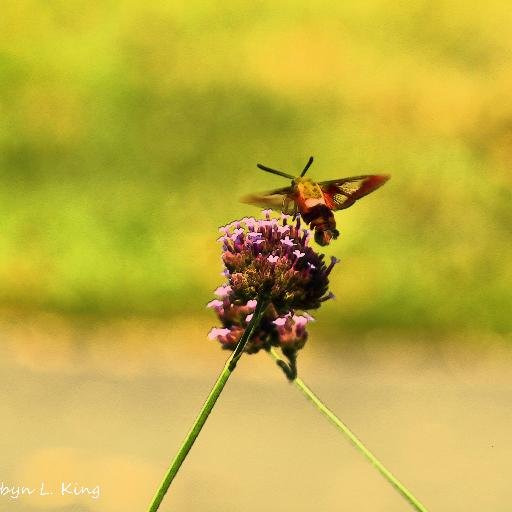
xmin=147 ymin=299 xmax=268 ymax=512
xmin=268 ymin=347 xmax=429 ymax=512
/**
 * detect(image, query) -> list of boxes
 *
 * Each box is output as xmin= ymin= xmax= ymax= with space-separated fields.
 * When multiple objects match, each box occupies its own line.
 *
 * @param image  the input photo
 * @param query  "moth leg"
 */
xmin=282 ymin=196 xmax=291 ymax=214
xmin=280 ymin=194 xmax=297 ymax=216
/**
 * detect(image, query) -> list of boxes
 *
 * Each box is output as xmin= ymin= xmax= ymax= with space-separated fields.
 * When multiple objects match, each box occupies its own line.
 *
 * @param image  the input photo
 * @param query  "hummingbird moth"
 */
xmin=241 ymin=156 xmax=390 ymax=245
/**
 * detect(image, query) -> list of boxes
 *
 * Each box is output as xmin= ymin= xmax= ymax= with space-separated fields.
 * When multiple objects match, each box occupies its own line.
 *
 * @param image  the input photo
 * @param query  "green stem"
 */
xmin=268 ymin=348 xmax=429 ymax=512
xmin=147 ymin=299 xmax=268 ymax=512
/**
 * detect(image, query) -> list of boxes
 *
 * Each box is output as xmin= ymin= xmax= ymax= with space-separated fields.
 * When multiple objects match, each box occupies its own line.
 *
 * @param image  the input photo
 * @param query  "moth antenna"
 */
xmin=299 ymin=156 xmax=314 ymax=177
xmin=257 ymin=163 xmax=295 ymax=180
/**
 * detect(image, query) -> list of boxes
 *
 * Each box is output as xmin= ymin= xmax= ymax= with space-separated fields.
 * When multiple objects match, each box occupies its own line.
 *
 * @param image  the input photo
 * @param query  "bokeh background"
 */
xmin=1 ymin=1 xmax=511 ymax=511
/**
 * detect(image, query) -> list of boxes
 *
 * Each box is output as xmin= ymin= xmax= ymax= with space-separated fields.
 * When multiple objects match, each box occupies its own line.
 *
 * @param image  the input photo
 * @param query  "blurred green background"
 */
xmin=2 ymin=3 xmax=512 ymax=512
xmin=1 ymin=0 xmax=511 ymax=334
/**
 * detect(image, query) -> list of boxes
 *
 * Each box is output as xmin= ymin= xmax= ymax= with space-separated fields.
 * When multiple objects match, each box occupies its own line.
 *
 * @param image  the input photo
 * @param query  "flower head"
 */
xmin=218 ymin=210 xmax=335 ymax=314
xmin=208 ymin=300 xmax=314 ymax=354
xmin=208 ymin=210 xmax=339 ymax=366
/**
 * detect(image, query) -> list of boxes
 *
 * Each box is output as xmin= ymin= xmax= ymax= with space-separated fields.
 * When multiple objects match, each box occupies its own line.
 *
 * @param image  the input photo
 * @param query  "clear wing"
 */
xmin=240 ymin=187 xmax=297 ymax=214
xmin=319 ymin=175 xmax=390 ymax=211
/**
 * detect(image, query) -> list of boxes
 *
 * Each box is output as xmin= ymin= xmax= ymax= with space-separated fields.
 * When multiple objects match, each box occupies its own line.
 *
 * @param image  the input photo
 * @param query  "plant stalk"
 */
xmin=268 ymin=347 xmax=429 ymax=512
xmin=147 ymin=300 xmax=268 ymax=512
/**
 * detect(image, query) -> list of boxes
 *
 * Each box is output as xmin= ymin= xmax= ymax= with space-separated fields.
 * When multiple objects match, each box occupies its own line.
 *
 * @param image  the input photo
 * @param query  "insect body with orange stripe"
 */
xmin=241 ymin=157 xmax=390 ymax=245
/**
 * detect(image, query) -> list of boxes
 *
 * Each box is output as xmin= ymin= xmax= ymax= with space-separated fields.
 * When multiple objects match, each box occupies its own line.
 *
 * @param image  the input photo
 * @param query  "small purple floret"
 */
xmin=208 ymin=327 xmax=231 ymax=340
xmin=207 ymin=299 xmax=224 ymax=309
xmin=281 ymin=236 xmax=295 ymax=247
xmin=214 ymin=285 xmax=232 ymax=297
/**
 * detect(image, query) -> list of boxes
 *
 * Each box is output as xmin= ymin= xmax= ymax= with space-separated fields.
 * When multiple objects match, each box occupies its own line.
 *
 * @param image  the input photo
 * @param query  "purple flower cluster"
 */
xmin=208 ymin=210 xmax=338 ymax=358
xmin=218 ymin=210 xmax=337 ymax=313
xmin=207 ymin=296 xmax=313 ymax=354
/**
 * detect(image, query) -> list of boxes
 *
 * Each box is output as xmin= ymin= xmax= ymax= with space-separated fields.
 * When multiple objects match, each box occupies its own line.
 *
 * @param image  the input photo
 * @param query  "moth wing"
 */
xmin=240 ymin=187 xmax=297 ymax=215
xmin=319 ymin=175 xmax=390 ymax=211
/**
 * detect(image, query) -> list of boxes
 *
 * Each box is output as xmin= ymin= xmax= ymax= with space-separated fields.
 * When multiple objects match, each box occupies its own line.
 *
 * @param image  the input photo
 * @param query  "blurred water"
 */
xmin=0 ymin=314 xmax=510 ymax=511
